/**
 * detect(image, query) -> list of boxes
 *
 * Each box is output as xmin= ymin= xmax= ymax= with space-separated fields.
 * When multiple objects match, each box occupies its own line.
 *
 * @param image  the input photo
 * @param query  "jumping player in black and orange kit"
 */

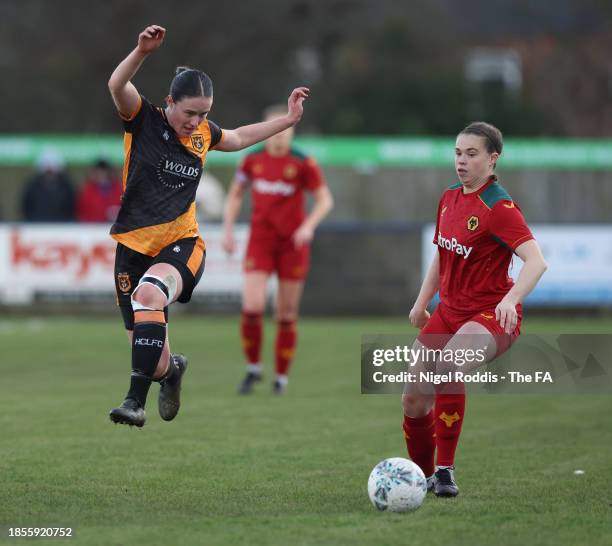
xmin=402 ymin=122 xmax=547 ymax=496
xmin=108 ymin=25 xmax=311 ymax=427
xmin=222 ymin=105 xmax=333 ymax=394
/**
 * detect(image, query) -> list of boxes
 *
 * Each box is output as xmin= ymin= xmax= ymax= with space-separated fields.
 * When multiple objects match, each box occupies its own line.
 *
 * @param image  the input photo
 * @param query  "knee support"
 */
xmin=131 ymin=274 xmax=178 ymax=311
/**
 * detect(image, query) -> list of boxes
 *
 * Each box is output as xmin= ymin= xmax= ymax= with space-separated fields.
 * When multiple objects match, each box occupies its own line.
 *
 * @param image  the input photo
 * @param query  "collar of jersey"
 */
xmin=462 ymin=174 xmax=497 ymax=197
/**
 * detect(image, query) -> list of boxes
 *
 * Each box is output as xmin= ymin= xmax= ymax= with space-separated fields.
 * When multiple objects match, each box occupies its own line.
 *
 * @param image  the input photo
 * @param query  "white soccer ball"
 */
xmin=367 ymin=457 xmax=427 ymax=512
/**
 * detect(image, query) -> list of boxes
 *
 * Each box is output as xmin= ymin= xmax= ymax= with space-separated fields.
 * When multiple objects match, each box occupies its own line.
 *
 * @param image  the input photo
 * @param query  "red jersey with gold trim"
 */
xmin=434 ymin=176 xmax=534 ymax=314
xmin=110 ymin=94 xmax=223 ymax=256
xmin=236 ymin=148 xmax=324 ymax=238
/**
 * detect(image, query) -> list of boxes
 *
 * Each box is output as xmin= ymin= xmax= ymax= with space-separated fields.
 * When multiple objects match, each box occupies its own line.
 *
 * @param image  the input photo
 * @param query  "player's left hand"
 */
xmin=292 ymin=223 xmax=314 ymax=248
xmin=495 ymin=296 xmax=518 ymax=335
xmin=286 ymin=87 xmax=310 ymax=125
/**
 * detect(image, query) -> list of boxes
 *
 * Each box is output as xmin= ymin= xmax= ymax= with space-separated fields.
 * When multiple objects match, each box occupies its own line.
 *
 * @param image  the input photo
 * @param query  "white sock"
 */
xmin=247 ymin=363 xmax=262 ymax=375
xmin=275 ymin=374 xmax=288 ymax=386
xmin=436 ymin=465 xmax=454 ymax=471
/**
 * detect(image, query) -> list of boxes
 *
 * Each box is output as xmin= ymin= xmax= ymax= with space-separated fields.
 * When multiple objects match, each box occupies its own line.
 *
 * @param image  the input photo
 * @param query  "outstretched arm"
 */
xmin=108 ymin=25 xmax=166 ymax=117
xmin=215 ymin=88 xmax=310 ymax=152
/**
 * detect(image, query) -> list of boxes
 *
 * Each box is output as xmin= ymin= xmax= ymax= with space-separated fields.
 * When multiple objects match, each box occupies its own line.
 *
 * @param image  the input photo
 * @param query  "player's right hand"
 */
xmin=286 ymin=87 xmax=310 ymax=125
xmin=222 ymin=232 xmax=237 ymax=255
xmin=137 ymin=25 xmax=166 ymax=54
xmin=409 ymin=307 xmax=430 ymax=329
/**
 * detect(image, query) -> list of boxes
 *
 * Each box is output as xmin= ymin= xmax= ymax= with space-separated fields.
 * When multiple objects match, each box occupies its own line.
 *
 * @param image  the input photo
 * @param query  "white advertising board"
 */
xmin=422 ymin=224 xmax=612 ymax=305
xmin=0 ymin=224 xmax=252 ymax=304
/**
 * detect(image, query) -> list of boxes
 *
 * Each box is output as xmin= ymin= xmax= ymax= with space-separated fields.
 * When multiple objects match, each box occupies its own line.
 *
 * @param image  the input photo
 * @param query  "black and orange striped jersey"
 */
xmin=110 ymin=94 xmax=223 ymax=256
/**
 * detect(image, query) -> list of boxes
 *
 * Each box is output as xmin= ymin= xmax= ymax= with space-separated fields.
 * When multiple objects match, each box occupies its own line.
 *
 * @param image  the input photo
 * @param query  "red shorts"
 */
xmin=244 ymin=233 xmax=310 ymax=280
xmin=418 ymin=301 xmax=521 ymax=357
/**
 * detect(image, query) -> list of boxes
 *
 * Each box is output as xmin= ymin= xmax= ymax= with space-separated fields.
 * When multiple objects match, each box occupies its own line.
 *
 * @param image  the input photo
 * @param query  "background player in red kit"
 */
xmin=222 ymin=105 xmax=334 ymax=394
xmin=402 ymin=122 xmax=547 ymax=496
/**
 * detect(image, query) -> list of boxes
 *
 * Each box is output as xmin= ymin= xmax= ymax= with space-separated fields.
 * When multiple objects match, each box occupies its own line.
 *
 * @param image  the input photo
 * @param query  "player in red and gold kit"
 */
xmin=107 ymin=25 xmax=311 ymax=427
xmin=402 ymin=122 xmax=547 ymax=496
xmin=222 ymin=105 xmax=333 ymax=394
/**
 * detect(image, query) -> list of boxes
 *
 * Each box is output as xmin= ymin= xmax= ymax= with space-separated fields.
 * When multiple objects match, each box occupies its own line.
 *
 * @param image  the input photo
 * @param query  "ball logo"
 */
xmin=467 ymin=216 xmax=479 ymax=231
xmin=368 ymin=458 xmax=426 ymax=512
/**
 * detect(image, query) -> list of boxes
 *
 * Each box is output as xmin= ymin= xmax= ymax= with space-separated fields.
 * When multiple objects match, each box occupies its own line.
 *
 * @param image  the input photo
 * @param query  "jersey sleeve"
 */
xmin=208 ymin=120 xmax=223 ymax=149
xmin=235 ymin=154 xmax=252 ymax=185
xmin=120 ymin=94 xmax=155 ymax=133
xmin=302 ymin=156 xmax=324 ymax=191
xmin=489 ymin=201 xmax=534 ymax=251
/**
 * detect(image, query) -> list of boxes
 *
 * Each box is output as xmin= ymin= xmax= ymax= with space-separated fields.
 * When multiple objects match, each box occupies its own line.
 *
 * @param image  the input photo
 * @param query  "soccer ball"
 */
xmin=367 ymin=457 xmax=427 ymax=512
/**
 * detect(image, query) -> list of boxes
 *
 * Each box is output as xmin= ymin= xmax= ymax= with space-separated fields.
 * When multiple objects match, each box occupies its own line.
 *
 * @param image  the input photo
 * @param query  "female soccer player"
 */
xmin=222 ymin=106 xmax=333 ymax=395
xmin=402 ymin=122 xmax=547 ymax=496
xmin=108 ymin=25 xmax=310 ymax=427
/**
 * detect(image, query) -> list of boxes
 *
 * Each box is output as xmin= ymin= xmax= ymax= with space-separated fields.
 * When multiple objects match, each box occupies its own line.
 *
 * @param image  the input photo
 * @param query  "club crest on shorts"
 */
xmin=190 ymin=134 xmax=204 ymax=152
xmin=467 ymin=215 xmax=479 ymax=231
xmin=252 ymin=163 xmax=263 ymax=175
xmin=117 ymin=273 xmax=131 ymax=293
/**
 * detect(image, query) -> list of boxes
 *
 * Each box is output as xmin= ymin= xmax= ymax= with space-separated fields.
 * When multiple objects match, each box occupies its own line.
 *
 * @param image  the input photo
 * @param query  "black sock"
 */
xmin=155 ymin=355 xmax=177 ymax=383
xmin=127 ymin=318 xmax=166 ymax=407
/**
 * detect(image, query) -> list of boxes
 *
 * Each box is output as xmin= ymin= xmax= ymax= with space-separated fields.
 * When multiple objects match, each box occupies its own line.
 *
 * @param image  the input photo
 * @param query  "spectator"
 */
xmin=21 ymin=149 xmax=75 ymax=222
xmin=76 ymin=159 xmax=123 ymax=222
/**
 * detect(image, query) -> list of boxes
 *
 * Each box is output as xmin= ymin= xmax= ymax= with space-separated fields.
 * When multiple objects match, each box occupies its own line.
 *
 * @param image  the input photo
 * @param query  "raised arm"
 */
xmin=108 ymin=25 xmax=166 ymax=117
xmin=215 ymin=88 xmax=310 ymax=152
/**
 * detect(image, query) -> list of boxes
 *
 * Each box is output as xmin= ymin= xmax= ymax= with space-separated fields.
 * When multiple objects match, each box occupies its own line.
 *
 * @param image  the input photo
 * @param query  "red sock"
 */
xmin=434 ymin=382 xmax=466 ymax=467
xmin=275 ymin=320 xmax=297 ymax=376
xmin=241 ymin=312 xmax=262 ymax=364
xmin=402 ymin=412 xmax=435 ymax=477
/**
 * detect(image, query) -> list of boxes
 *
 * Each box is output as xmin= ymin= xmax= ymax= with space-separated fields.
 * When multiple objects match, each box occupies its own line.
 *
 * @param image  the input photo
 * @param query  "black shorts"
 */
xmin=114 ymin=236 xmax=206 ymax=330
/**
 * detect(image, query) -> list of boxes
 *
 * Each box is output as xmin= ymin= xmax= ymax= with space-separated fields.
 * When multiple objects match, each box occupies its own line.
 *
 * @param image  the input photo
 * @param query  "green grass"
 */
xmin=1 ymin=316 xmax=611 ymax=546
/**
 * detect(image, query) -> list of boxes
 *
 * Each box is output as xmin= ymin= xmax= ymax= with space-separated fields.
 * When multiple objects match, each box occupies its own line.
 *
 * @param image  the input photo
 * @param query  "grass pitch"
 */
xmin=1 ymin=315 xmax=611 ymax=545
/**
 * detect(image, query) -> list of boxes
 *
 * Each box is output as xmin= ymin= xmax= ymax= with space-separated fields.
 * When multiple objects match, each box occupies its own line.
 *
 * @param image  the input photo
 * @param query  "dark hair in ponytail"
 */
xmin=169 ymin=66 xmax=213 ymax=102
